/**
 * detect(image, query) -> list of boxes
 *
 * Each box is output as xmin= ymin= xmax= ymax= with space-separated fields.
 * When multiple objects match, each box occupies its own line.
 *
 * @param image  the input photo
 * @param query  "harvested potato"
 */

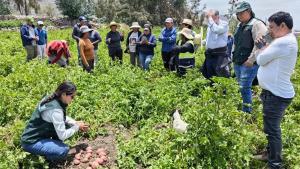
xmin=75 ymin=153 xmax=81 ymax=160
xmin=95 ymin=158 xmax=104 ymax=164
xmin=73 ymin=159 xmax=80 ymax=165
xmin=91 ymin=161 xmax=99 ymax=169
xmin=100 ymin=156 xmax=108 ymax=163
xmin=81 ymin=157 xmax=89 ymax=163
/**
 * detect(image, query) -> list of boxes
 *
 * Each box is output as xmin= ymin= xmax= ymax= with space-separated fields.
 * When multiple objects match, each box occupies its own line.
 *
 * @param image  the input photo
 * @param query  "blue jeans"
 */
xmin=139 ymin=52 xmax=153 ymax=71
xmin=234 ymin=64 xmax=259 ymax=113
xmin=260 ymin=90 xmax=292 ymax=169
xmin=77 ymin=45 xmax=82 ymax=66
xmin=22 ymin=139 xmax=69 ymax=161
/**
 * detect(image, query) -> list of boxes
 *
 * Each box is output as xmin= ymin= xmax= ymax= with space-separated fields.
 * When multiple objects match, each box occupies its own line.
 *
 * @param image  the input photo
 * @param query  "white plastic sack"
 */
xmin=173 ymin=110 xmax=188 ymax=133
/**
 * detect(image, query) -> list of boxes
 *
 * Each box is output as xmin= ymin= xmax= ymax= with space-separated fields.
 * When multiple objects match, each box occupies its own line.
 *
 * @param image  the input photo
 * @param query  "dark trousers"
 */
xmin=176 ymin=57 xmax=195 ymax=76
xmin=162 ymin=51 xmax=175 ymax=71
xmin=130 ymin=52 xmax=140 ymax=66
xmin=201 ymin=47 xmax=230 ymax=79
xmin=83 ymin=59 xmax=94 ymax=72
xmin=109 ymin=48 xmax=123 ymax=64
xmin=260 ymin=90 xmax=292 ymax=169
xmin=25 ymin=45 xmax=38 ymax=62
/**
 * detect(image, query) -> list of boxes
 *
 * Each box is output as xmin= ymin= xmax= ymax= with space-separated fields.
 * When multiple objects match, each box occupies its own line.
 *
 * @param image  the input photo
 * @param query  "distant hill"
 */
xmin=11 ymin=0 xmax=60 ymax=16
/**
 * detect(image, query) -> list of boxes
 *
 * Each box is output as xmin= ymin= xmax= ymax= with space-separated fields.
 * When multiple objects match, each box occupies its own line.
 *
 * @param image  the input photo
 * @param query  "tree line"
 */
xmin=1 ymin=0 xmax=204 ymax=25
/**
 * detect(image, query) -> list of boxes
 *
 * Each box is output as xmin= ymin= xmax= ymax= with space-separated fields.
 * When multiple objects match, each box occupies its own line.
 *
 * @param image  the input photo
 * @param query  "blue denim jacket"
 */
xmin=35 ymin=28 xmax=47 ymax=45
xmin=159 ymin=27 xmax=177 ymax=52
xmin=20 ymin=24 xmax=38 ymax=47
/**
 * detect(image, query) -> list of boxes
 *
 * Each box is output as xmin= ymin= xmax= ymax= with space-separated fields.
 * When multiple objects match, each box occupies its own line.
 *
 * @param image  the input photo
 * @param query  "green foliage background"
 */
xmin=0 ymin=0 xmax=11 ymax=15
xmin=0 ymin=28 xmax=299 ymax=168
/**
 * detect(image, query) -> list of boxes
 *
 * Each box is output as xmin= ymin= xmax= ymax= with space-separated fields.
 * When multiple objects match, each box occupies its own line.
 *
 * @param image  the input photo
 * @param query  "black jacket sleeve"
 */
xmin=126 ymin=31 xmax=132 ymax=47
xmin=172 ymin=42 xmax=194 ymax=54
xmin=105 ymin=32 xmax=111 ymax=45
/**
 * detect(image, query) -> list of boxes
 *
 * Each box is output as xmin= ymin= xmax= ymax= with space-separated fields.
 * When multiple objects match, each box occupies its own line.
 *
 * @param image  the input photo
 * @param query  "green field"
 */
xmin=0 ymin=28 xmax=299 ymax=169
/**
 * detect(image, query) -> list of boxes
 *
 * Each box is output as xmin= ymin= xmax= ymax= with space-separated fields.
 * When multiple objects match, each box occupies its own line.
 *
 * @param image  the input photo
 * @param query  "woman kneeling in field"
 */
xmin=21 ymin=81 xmax=89 ymax=162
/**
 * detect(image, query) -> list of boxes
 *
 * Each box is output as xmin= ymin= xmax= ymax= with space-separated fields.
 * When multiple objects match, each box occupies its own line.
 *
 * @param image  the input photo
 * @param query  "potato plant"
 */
xmin=0 ymin=28 xmax=299 ymax=169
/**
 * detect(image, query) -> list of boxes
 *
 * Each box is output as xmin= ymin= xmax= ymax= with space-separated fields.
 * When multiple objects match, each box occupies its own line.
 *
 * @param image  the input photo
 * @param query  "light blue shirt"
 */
xmin=205 ymin=17 xmax=228 ymax=49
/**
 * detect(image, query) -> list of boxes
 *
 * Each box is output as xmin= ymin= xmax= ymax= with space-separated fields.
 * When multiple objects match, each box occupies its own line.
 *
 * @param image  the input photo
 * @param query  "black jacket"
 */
xmin=126 ymin=30 xmax=142 ymax=47
xmin=106 ymin=31 xmax=124 ymax=49
xmin=172 ymin=40 xmax=194 ymax=55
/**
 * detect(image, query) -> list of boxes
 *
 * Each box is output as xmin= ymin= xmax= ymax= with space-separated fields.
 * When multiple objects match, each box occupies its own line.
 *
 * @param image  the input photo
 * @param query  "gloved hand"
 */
xmin=86 ymin=66 xmax=92 ymax=72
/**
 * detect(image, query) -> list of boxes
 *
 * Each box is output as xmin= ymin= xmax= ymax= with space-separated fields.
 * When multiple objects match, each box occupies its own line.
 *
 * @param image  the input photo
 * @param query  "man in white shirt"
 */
xmin=201 ymin=9 xmax=230 ymax=79
xmin=255 ymin=12 xmax=298 ymax=169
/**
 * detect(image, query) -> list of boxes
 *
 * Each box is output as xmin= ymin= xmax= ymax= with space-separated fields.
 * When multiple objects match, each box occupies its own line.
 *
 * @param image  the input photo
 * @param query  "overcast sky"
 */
xmin=200 ymin=0 xmax=300 ymax=30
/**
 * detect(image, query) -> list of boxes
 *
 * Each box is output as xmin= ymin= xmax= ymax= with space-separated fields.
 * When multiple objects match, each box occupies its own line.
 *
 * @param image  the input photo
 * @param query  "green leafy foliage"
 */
xmin=0 ymin=28 xmax=299 ymax=169
xmin=0 ymin=20 xmax=22 ymax=29
xmin=55 ymin=0 xmax=95 ymax=20
xmin=0 ymin=0 xmax=11 ymax=15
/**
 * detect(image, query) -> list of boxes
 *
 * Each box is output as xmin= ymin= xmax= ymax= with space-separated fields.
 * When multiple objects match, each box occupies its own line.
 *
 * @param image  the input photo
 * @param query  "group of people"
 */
xmin=20 ymin=17 xmax=47 ymax=61
xmin=20 ymin=1 xmax=298 ymax=169
xmin=20 ymin=15 xmax=200 ymax=73
xmin=72 ymin=16 xmax=198 ymax=73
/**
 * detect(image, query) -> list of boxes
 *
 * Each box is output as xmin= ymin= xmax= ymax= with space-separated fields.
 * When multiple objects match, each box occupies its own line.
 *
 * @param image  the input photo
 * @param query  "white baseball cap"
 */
xmin=165 ymin=18 xmax=174 ymax=23
xmin=37 ymin=21 xmax=44 ymax=25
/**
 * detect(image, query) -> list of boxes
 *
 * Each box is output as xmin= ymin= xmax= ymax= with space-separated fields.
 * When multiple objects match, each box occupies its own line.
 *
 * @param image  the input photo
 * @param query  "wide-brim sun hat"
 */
xmin=109 ymin=21 xmax=120 ymax=28
xmin=179 ymin=28 xmax=194 ymax=40
xmin=130 ymin=22 xmax=141 ymax=29
xmin=80 ymin=25 xmax=93 ymax=34
xmin=181 ymin=19 xmax=193 ymax=27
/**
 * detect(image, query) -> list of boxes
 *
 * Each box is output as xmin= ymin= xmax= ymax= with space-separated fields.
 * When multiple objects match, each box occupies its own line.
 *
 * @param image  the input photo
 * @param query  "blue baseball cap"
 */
xmin=79 ymin=16 xmax=87 ymax=22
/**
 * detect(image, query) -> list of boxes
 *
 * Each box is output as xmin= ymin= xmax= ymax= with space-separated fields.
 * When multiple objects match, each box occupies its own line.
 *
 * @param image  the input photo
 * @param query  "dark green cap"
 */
xmin=234 ymin=1 xmax=252 ymax=13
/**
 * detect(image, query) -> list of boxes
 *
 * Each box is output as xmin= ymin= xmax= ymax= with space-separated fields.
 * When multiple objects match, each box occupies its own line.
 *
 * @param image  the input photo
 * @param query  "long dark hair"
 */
xmin=41 ymin=81 xmax=77 ymax=106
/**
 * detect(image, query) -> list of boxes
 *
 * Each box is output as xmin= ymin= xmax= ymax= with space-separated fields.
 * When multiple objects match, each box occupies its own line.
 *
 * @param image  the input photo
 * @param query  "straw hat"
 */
xmin=130 ymin=22 xmax=141 ymax=29
xmin=181 ymin=19 xmax=193 ymax=27
xmin=179 ymin=28 xmax=194 ymax=40
xmin=109 ymin=21 xmax=120 ymax=28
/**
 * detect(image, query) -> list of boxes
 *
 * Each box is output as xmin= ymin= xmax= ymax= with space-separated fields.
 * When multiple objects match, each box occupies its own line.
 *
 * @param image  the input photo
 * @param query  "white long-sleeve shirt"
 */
xmin=205 ymin=17 xmax=228 ymax=49
xmin=41 ymin=109 xmax=79 ymax=141
xmin=257 ymin=33 xmax=298 ymax=98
